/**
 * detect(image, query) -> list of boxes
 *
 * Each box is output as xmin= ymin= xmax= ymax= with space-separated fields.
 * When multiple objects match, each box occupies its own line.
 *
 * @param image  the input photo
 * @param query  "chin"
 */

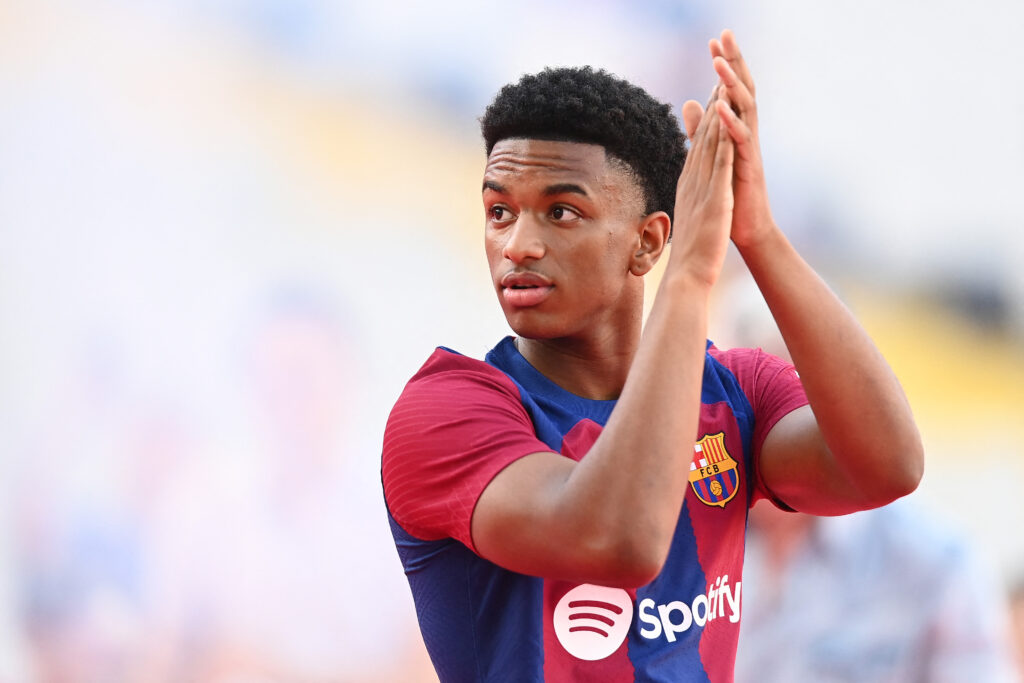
xmin=503 ymin=311 xmax=570 ymax=341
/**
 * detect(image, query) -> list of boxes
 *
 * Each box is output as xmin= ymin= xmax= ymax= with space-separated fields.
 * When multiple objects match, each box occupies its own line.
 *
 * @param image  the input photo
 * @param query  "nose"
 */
xmin=501 ymin=213 xmax=546 ymax=264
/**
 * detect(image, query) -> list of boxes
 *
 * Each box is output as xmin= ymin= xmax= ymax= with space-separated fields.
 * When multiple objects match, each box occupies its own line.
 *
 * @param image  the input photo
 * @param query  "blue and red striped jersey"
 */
xmin=382 ymin=336 xmax=807 ymax=682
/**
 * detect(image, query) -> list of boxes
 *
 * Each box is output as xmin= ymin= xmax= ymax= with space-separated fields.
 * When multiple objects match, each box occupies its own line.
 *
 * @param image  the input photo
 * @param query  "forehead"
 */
xmin=484 ymin=138 xmax=635 ymax=192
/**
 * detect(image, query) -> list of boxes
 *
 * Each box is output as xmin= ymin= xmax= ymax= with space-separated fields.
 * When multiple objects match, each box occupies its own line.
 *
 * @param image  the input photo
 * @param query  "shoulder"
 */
xmin=398 ymin=346 xmax=523 ymax=402
xmin=708 ymin=344 xmax=790 ymax=380
xmin=382 ymin=346 xmax=550 ymax=546
xmin=411 ymin=346 xmax=501 ymax=381
xmin=708 ymin=343 xmax=803 ymax=401
xmin=384 ymin=346 xmax=531 ymax=459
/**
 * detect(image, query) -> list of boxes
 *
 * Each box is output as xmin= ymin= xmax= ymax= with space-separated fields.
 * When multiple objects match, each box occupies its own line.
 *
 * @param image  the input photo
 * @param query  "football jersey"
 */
xmin=382 ymin=336 xmax=807 ymax=682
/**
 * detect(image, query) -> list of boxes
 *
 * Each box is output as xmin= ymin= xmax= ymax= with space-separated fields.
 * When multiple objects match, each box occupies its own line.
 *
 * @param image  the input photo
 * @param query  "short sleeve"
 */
xmin=382 ymin=349 xmax=553 ymax=553
xmin=710 ymin=346 xmax=809 ymax=506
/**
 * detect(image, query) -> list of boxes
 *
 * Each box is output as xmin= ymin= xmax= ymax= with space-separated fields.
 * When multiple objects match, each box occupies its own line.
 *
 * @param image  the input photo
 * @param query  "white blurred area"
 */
xmin=0 ymin=0 xmax=1022 ymax=680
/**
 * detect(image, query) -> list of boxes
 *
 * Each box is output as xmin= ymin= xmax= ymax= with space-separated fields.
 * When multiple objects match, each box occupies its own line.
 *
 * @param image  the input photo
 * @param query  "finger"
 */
xmin=706 ymin=80 xmax=722 ymax=108
xmin=713 ymin=56 xmax=756 ymax=122
xmin=718 ymin=100 xmax=730 ymax=142
xmin=681 ymin=100 xmax=704 ymax=139
xmin=716 ymin=99 xmax=756 ymax=168
xmin=688 ymin=85 xmax=721 ymax=152
xmin=710 ymin=31 xmax=755 ymax=99
xmin=718 ymin=29 xmax=755 ymax=97
xmin=698 ymin=104 xmax=723 ymax=183
xmin=711 ymin=104 xmax=735 ymax=186
xmin=681 ymin=80 xmax=727 ymax=187
xmin=682 ymin=101 xmax=716 ymax=186
xmin=676 ymin=102 xmax=711 ymax=193
xmin=709 ymin=36 xmax=723 ymax=59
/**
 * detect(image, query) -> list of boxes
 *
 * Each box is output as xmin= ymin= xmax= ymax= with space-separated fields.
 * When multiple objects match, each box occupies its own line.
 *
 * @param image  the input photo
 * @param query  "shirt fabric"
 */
xmin=382 ymin=336 xmax=808 ymax=682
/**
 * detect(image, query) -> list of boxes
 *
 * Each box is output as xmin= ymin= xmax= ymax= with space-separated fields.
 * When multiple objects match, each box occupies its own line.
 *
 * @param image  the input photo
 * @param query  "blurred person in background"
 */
xmin=716 ymin=277 xmax=1020 ymax=683
xmin=383 ymin=30 xmax=922 ymax=681
xmin=141 ymin=286 xmax=433 ymax=682
xmin=10 ymin=339 xmax=159 ymax=683
xmin=7 ymin=290 xmax=434 ymax=683
xmin=737 ymin=501 xmax=1020 ymax=683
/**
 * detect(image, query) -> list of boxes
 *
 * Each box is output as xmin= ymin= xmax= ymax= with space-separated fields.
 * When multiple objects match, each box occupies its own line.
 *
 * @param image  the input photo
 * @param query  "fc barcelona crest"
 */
xmin=689 ymin=432 xmax=739 ymax=508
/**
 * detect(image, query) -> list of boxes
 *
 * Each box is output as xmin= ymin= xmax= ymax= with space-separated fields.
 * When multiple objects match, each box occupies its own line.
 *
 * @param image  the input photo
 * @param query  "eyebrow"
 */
xmin=542 ymin=183 xmax=588 ymax=197
xmin=481 ymin=180 xmax=589 ymax=197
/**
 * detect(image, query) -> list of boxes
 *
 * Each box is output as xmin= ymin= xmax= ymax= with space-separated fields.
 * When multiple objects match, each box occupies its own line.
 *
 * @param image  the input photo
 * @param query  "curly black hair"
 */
xmin=480 ymin=66 xmax=686 ymax=224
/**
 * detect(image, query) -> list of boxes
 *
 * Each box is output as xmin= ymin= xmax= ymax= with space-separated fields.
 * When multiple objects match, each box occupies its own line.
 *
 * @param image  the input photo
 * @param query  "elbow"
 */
xmin=581 ymin=529 xmax=671 ymax=589
xmin=869 ymin=433 xmax=925 ymax=506
xmin=895 ymin=437 xmax=925 ymax=497
xmin=887 ymin=409 xmax=926 ymax=500
xmin=610 ymin=541 xmax=667 ymax=589
xmin=891 ymin=426 xmax=925 ymax=497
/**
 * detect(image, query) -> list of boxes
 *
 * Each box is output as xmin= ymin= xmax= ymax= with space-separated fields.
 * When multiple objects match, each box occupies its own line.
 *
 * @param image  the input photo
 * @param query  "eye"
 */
xmin=549 ymin=205 xmax=581 ymax=224
xmin=488 ymin=205 xmax=515 ymax=224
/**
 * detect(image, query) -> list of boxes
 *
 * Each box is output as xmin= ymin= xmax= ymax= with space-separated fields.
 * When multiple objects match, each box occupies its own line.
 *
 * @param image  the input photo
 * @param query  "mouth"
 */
xmin=502 ymin=284 xmax=554 ymax=308
xmin=500 ymin=271 xmax=552 ymax=288
xmin=499 ymin=272 xmax=554 ymax=308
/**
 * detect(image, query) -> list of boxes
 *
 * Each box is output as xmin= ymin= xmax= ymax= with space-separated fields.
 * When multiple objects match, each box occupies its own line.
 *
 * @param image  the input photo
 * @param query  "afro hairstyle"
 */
xmin=480 ymin=66 xmax=687 ymax=224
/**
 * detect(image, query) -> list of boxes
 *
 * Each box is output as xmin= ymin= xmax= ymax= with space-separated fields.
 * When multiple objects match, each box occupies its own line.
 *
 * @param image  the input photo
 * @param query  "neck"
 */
xmin=515 ymin=317 xmax=642 ymax=401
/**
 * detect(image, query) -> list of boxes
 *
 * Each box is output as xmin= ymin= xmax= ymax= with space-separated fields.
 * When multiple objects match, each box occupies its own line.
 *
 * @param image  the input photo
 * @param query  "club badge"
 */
xmin=689 ymin=432 xmax=739 ymax=508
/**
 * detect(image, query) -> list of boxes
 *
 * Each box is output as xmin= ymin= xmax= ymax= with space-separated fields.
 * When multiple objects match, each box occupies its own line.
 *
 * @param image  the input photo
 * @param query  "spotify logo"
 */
xmin=553 ymin=584 xmax=633 ymax=661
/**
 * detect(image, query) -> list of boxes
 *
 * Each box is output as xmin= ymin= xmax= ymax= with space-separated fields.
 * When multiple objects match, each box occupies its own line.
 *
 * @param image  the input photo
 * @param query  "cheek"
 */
xmin=484 ymin=233 xmax=504 ymax=273
xmin=571 ymin=236 xmax=630 ymax=297
xmin=596 ymin=230 xmax=634 ymax=277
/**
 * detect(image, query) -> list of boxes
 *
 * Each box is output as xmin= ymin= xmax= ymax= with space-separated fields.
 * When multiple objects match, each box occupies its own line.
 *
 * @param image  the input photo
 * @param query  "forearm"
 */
xmin=553 ymin=115 xmax=737 ymax=580
xmin=472 ymin=273 xmax=716 ymax=588
xmin=471 ymin=90 xmax=735 ymax=586
xmin=557 ymin=272 xmax=712 ymax=579
xmin=738 ymin=224 xmax=924 ymax=506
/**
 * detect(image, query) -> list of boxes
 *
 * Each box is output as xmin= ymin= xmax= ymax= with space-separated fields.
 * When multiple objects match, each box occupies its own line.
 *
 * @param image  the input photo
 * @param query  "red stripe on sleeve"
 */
xmin=382 ymin=349 xmax=553 ymax=553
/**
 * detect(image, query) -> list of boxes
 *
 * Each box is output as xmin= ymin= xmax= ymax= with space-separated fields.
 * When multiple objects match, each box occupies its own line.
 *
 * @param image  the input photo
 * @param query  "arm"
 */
xmin=470 ymin=93 xmax=737 ymax=588
xmin=693 ymin=30 xmax=923 ymax=514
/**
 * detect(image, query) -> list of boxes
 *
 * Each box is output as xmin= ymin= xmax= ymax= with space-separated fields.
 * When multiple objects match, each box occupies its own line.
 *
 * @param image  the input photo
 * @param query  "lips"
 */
xmin=500 ymin=271 xmax=554 ymax=308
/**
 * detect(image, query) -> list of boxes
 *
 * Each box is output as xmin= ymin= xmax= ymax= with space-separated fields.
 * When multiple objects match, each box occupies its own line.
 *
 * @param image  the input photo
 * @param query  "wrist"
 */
xmin=733 ymin=216 xmax=782 ymax=253
xmin=657 ymin=267 xmax=717 ymax=300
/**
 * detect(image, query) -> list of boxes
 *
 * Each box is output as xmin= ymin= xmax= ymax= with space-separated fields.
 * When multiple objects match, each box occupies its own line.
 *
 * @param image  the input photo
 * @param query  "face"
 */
xmin=483 ymin=138 xmax=647 ymax=342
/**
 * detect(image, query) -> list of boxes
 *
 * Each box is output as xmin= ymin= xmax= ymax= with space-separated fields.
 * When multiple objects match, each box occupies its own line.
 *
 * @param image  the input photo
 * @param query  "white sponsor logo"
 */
xmin=638 ymin=575 xmax=741 ymax=643
xmin=553 ymin=584 xmax=633 ymax=661
xmin=553 ymin=576 xmax=741 ymax=659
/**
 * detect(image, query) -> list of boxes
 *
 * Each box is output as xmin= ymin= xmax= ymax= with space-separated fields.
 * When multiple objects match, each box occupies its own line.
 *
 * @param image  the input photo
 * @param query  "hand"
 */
xmin=682 ymin=30 xmax=775 ymax=249
xmin=669 ymin=84 xmax=735 ymax=288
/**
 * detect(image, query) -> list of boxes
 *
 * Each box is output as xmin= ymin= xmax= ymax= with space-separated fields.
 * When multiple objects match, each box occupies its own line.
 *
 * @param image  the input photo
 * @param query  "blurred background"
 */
xmin=1 ymin=0 xmax=1022 ymax=680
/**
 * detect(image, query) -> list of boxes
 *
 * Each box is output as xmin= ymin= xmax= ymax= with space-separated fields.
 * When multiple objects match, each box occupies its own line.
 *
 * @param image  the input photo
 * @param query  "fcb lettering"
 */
xmin=689 ymin=432 xmax=740 ymax=507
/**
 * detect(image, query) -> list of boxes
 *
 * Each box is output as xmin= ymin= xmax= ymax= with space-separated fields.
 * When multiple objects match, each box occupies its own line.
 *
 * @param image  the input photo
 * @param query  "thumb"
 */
xmin=681 ymin=100 xmax=704 ymax=140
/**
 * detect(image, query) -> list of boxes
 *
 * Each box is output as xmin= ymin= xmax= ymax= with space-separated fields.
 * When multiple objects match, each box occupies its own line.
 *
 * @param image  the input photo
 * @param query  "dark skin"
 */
xmin=470 ymin=30 xmax=923 ymax=589
xmin=483 ymin=143 xmax=650 ymax=400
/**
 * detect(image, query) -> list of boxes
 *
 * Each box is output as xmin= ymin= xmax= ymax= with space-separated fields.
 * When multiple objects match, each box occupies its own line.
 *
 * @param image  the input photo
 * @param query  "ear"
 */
xmin=630 ymin=211 xmax=671 ymax=277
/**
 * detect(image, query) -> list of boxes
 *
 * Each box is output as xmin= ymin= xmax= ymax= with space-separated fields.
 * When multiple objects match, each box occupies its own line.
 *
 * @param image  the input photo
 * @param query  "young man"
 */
xmin=382 ymin=30 xmax=923 ymax=682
